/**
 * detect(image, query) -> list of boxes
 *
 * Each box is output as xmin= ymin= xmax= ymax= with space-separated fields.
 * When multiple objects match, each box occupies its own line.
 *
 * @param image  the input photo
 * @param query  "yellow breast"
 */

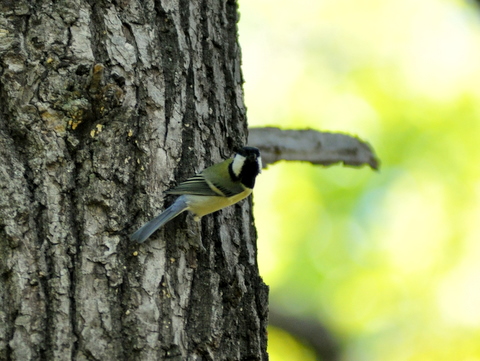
xmin=185 ymin=189 xmax=253 ymax=220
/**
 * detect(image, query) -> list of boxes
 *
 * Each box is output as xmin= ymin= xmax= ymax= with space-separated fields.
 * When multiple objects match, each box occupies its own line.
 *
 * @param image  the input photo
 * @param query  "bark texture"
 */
xmin=0 ymin=1 xmax=268 ymax=360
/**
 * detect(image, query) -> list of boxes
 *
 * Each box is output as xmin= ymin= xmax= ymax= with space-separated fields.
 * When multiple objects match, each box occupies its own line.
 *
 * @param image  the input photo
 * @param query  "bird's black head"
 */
xmin=229 ymin=146 xmax=262 ymax=189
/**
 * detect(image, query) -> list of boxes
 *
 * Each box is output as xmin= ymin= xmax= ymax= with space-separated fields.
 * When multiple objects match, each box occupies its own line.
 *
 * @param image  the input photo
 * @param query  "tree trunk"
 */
xmin=0 ymin=1 xmax=268 ymax=360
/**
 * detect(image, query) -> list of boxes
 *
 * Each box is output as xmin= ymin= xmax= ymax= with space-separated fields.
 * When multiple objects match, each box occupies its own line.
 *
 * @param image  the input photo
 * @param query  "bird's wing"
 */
xmin=166 ymin=174 xmax=222 ymax=196
xmin=166 ymin=158 xmax=246 ymax=197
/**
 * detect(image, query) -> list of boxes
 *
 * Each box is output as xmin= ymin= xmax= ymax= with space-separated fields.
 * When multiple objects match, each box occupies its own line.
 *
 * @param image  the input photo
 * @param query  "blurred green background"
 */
xmin=238 ymin=0 xmax=480 ymax=360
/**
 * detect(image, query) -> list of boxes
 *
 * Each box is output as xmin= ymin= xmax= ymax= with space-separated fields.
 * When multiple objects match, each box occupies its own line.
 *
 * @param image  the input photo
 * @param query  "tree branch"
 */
xmin=248 ymin=127 xmax=379 ymax=170
xmin=269 ymin=307 xmax=340 ymax=361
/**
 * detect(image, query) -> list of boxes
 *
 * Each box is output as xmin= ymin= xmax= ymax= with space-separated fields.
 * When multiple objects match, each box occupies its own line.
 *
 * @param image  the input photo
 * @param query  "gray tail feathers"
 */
xmin=130 ymin=196 xmax=188 ymax=243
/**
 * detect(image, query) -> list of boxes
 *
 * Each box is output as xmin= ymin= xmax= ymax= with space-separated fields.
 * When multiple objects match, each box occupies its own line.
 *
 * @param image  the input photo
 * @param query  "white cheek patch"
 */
xmin=257 ymin=156 xmax=262 ymax=173
xmin=232 ymin=154 xmax=246 ymax=177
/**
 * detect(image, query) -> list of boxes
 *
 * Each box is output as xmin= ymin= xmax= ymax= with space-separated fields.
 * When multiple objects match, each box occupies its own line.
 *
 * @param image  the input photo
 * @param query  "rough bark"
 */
xmin=0 ymin=1 xmax=268 ymax=360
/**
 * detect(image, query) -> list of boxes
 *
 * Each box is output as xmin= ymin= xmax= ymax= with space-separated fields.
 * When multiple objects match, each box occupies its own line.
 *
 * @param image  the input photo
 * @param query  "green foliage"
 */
xmin=239 ymin=0 xmax=480 ymax=360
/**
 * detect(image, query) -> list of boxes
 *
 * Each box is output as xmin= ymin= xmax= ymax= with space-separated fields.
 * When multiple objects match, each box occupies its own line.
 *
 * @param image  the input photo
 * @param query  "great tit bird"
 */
xmin=130 ymin=146 xmax=262 ymax=244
